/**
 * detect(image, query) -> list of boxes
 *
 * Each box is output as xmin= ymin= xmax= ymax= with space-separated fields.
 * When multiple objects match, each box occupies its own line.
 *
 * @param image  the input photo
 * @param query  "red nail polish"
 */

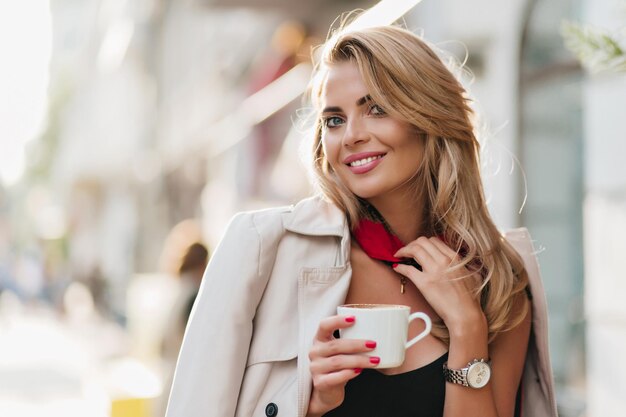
xmin=345 ymin=316 xmax=355 ymax=323
xmin=392 ymin=263 xmax=399 ymax=268
xmin=354 ymin=368 xmax=362 ymax=374
xmin=365 ymin=341 xmax=377 ymax=348
xmin=370 ymin=356 xmax=380 ymax=364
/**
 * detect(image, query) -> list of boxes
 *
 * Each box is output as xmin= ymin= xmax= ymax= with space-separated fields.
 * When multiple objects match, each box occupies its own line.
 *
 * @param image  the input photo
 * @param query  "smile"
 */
xmin=348 ymin=155 xmax=384 ymax=167
xmin=344 ymin=152 xmax=386 ymax=174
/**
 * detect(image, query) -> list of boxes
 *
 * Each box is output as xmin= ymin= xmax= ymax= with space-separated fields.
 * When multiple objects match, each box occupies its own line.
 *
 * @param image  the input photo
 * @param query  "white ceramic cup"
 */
xmin=337 ymin=304 xmax=432 ymax=368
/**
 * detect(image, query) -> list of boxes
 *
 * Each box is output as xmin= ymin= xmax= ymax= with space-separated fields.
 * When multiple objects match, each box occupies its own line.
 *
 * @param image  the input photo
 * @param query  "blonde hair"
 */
xmin=307 ymin=25 xmax=529 ymax=343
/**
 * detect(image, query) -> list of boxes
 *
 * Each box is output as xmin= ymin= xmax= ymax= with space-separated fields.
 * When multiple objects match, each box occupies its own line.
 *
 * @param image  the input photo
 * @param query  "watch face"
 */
xmin=467 ymin=361 xmax=491 ymax=389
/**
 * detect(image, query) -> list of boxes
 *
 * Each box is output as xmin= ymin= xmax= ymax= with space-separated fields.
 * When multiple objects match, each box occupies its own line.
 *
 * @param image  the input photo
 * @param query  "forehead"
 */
xmin=320 ymin=62 xmax=369 ymax=105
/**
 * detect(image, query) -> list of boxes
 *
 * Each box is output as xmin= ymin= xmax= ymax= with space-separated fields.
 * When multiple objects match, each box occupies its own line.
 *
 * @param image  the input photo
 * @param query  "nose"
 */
xmin=342 ymin=117 xmax=370 ymax=147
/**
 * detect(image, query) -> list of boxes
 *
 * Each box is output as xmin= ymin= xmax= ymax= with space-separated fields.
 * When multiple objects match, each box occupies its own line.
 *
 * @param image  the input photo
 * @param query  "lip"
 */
xmin=343 ymin=152 xmax=386 ymax=175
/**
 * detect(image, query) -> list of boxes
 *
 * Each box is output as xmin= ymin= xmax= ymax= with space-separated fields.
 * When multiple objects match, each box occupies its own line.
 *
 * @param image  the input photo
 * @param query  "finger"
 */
xmin=314 ymin=315 xmax=356 ymax=342
xmin=429 ymin=237 xmax=461 ymax=260
xmin=395 ymin=241 xmax=436 ymax=266
xmin=414 ymin=237 xmax=451 ymax=264
xmin=392 ymin=263 xmax=423 ymax=286
xmin=311 ymin=353 xmax=379 ymax=375
xmin=313 ymin=368 xmax=364 ymax=391
xmin=312 ymin=338 xmax=376 ymax=359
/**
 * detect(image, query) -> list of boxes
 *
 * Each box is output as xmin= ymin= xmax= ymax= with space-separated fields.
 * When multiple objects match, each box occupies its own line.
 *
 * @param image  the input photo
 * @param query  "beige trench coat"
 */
xmin=165 ymin=196 xmax=558 ymax=417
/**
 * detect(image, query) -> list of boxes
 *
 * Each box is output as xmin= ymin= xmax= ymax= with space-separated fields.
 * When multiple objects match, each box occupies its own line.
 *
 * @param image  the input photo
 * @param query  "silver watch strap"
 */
xmin=442 ymin=362 xmax=469 ymax=386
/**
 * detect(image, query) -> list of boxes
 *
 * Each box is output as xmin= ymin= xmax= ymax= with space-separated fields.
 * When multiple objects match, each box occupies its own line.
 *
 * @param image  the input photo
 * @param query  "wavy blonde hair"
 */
xmin=307 ymin=25 xmax=529 ymax=343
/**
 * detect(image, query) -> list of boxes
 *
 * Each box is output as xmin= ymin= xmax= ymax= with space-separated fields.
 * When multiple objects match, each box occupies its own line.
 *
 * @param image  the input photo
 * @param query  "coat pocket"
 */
xmin=237 ymin=356 xmax=298 ymax=417
xmin=246 ymin=316 xmax=298 ymax=366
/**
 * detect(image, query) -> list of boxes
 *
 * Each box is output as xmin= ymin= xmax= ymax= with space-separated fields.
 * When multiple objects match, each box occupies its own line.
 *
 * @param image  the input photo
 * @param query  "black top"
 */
xmin=323 ymin=352 xmax=448 ymax=417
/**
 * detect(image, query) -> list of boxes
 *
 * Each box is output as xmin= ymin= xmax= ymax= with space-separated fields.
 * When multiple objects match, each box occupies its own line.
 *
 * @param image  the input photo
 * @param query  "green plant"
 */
xmin=561 ymin=20 xmax=626 ymax=74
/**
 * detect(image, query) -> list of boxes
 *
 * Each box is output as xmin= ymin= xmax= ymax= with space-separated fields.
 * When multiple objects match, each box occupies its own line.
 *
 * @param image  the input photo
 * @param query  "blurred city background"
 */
xmin=0 ymin=0 xmax=624 ymax=416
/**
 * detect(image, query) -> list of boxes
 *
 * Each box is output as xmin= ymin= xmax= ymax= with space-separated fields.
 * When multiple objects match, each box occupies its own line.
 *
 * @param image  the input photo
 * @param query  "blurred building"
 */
xmin=4 ymin=0 xmax=625 ymax=415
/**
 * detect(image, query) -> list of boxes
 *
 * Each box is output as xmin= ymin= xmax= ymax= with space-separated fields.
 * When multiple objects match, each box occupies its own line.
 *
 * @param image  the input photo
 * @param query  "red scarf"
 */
xmin=352 ymin=218 xmax=422 ymax=270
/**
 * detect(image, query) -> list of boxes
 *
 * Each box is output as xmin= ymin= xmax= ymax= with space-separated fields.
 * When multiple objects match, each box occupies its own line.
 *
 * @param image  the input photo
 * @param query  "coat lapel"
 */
xmin=283 ymin=196 xmax=353 ymax=417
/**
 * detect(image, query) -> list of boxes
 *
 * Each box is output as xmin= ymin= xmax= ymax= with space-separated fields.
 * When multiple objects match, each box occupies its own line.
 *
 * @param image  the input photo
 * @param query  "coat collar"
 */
xmin=282 ymin=196 xmax=347 ymax=237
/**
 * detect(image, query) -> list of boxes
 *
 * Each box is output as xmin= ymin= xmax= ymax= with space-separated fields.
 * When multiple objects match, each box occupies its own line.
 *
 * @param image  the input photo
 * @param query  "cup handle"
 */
xmin=405 ymin=312 xmax=432 ymax=349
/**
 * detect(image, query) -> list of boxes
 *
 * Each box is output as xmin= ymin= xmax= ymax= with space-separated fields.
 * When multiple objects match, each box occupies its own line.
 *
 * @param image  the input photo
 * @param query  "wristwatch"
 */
xmin=443 ymin=359 xmax=491 ymax=389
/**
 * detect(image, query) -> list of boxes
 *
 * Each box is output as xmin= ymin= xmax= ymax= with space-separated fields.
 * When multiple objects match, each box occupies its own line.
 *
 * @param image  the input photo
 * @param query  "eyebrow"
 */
xmin=321 ymin=94 xmax=372 ymax=114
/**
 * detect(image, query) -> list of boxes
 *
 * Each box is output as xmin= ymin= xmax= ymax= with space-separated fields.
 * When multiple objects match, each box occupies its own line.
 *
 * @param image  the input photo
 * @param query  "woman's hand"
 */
xmin=306 ymin=315 xmax=378 ymax=417
xmin=393 ymin=236 xmax=485 ymax=333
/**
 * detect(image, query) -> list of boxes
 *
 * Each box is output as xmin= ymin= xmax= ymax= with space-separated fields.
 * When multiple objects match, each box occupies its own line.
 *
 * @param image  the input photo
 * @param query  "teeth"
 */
xmin=349 ymin=155 xmax=383 ymax=167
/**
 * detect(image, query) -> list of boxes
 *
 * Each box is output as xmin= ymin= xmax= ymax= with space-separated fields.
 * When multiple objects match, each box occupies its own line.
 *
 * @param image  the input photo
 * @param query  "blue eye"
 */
xmin=324 ymin=116 xmax=344 ymax=128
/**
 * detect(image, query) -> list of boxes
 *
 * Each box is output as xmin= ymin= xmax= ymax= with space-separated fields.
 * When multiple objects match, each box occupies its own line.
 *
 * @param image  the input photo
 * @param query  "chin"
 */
xmin=340 ymin=178 xmax=389 ymax=200
xmin=349 ymin=188 xmax=383 ymax=200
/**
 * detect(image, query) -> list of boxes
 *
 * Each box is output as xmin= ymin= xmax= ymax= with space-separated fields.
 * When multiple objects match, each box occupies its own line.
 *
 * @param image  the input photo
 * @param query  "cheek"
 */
xmin=397 ymin=140 xmax=425 ymax=175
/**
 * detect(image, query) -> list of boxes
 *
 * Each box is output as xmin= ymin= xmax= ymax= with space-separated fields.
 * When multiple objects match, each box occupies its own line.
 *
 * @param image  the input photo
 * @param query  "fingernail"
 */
xmin=392 ymin=263 xmax=398 ymax=268
xmin=365 ymin=341 xmax=377 ymax=348
xmin=354 ymin=368 xmax=362 ymax=374
xmin=345 ymin=316 xmax=355 ymax=323
xmin=369 ymin=356 xmax=380 ymax=364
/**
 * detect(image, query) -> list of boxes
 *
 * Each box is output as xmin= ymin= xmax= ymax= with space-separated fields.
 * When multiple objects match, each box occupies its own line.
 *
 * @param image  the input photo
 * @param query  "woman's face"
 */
xmin=319 ymin=61 xmax=424 ymax=203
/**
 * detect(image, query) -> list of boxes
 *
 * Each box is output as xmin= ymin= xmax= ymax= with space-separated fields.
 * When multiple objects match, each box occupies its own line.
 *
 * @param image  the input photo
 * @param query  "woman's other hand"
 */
xmin=393 ymin=237 xmax=486 ymax=334
xmin=306 ymin=315 xmax=378 ymax=417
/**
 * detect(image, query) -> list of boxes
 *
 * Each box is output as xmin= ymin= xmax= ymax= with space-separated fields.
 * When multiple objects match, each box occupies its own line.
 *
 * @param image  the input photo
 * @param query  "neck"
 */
xmin=367 ymin=191 xmax=428 ymax=244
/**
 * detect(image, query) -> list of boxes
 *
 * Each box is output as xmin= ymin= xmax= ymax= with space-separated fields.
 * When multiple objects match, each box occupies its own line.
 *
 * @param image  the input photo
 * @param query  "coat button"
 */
xmin=265 ymin=402 xmax=278 ymax=417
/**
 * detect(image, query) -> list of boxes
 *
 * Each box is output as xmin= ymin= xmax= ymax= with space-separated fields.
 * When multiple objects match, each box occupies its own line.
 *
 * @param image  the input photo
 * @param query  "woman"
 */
xmin=166 ymin=24 xmax=557 ymax=417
